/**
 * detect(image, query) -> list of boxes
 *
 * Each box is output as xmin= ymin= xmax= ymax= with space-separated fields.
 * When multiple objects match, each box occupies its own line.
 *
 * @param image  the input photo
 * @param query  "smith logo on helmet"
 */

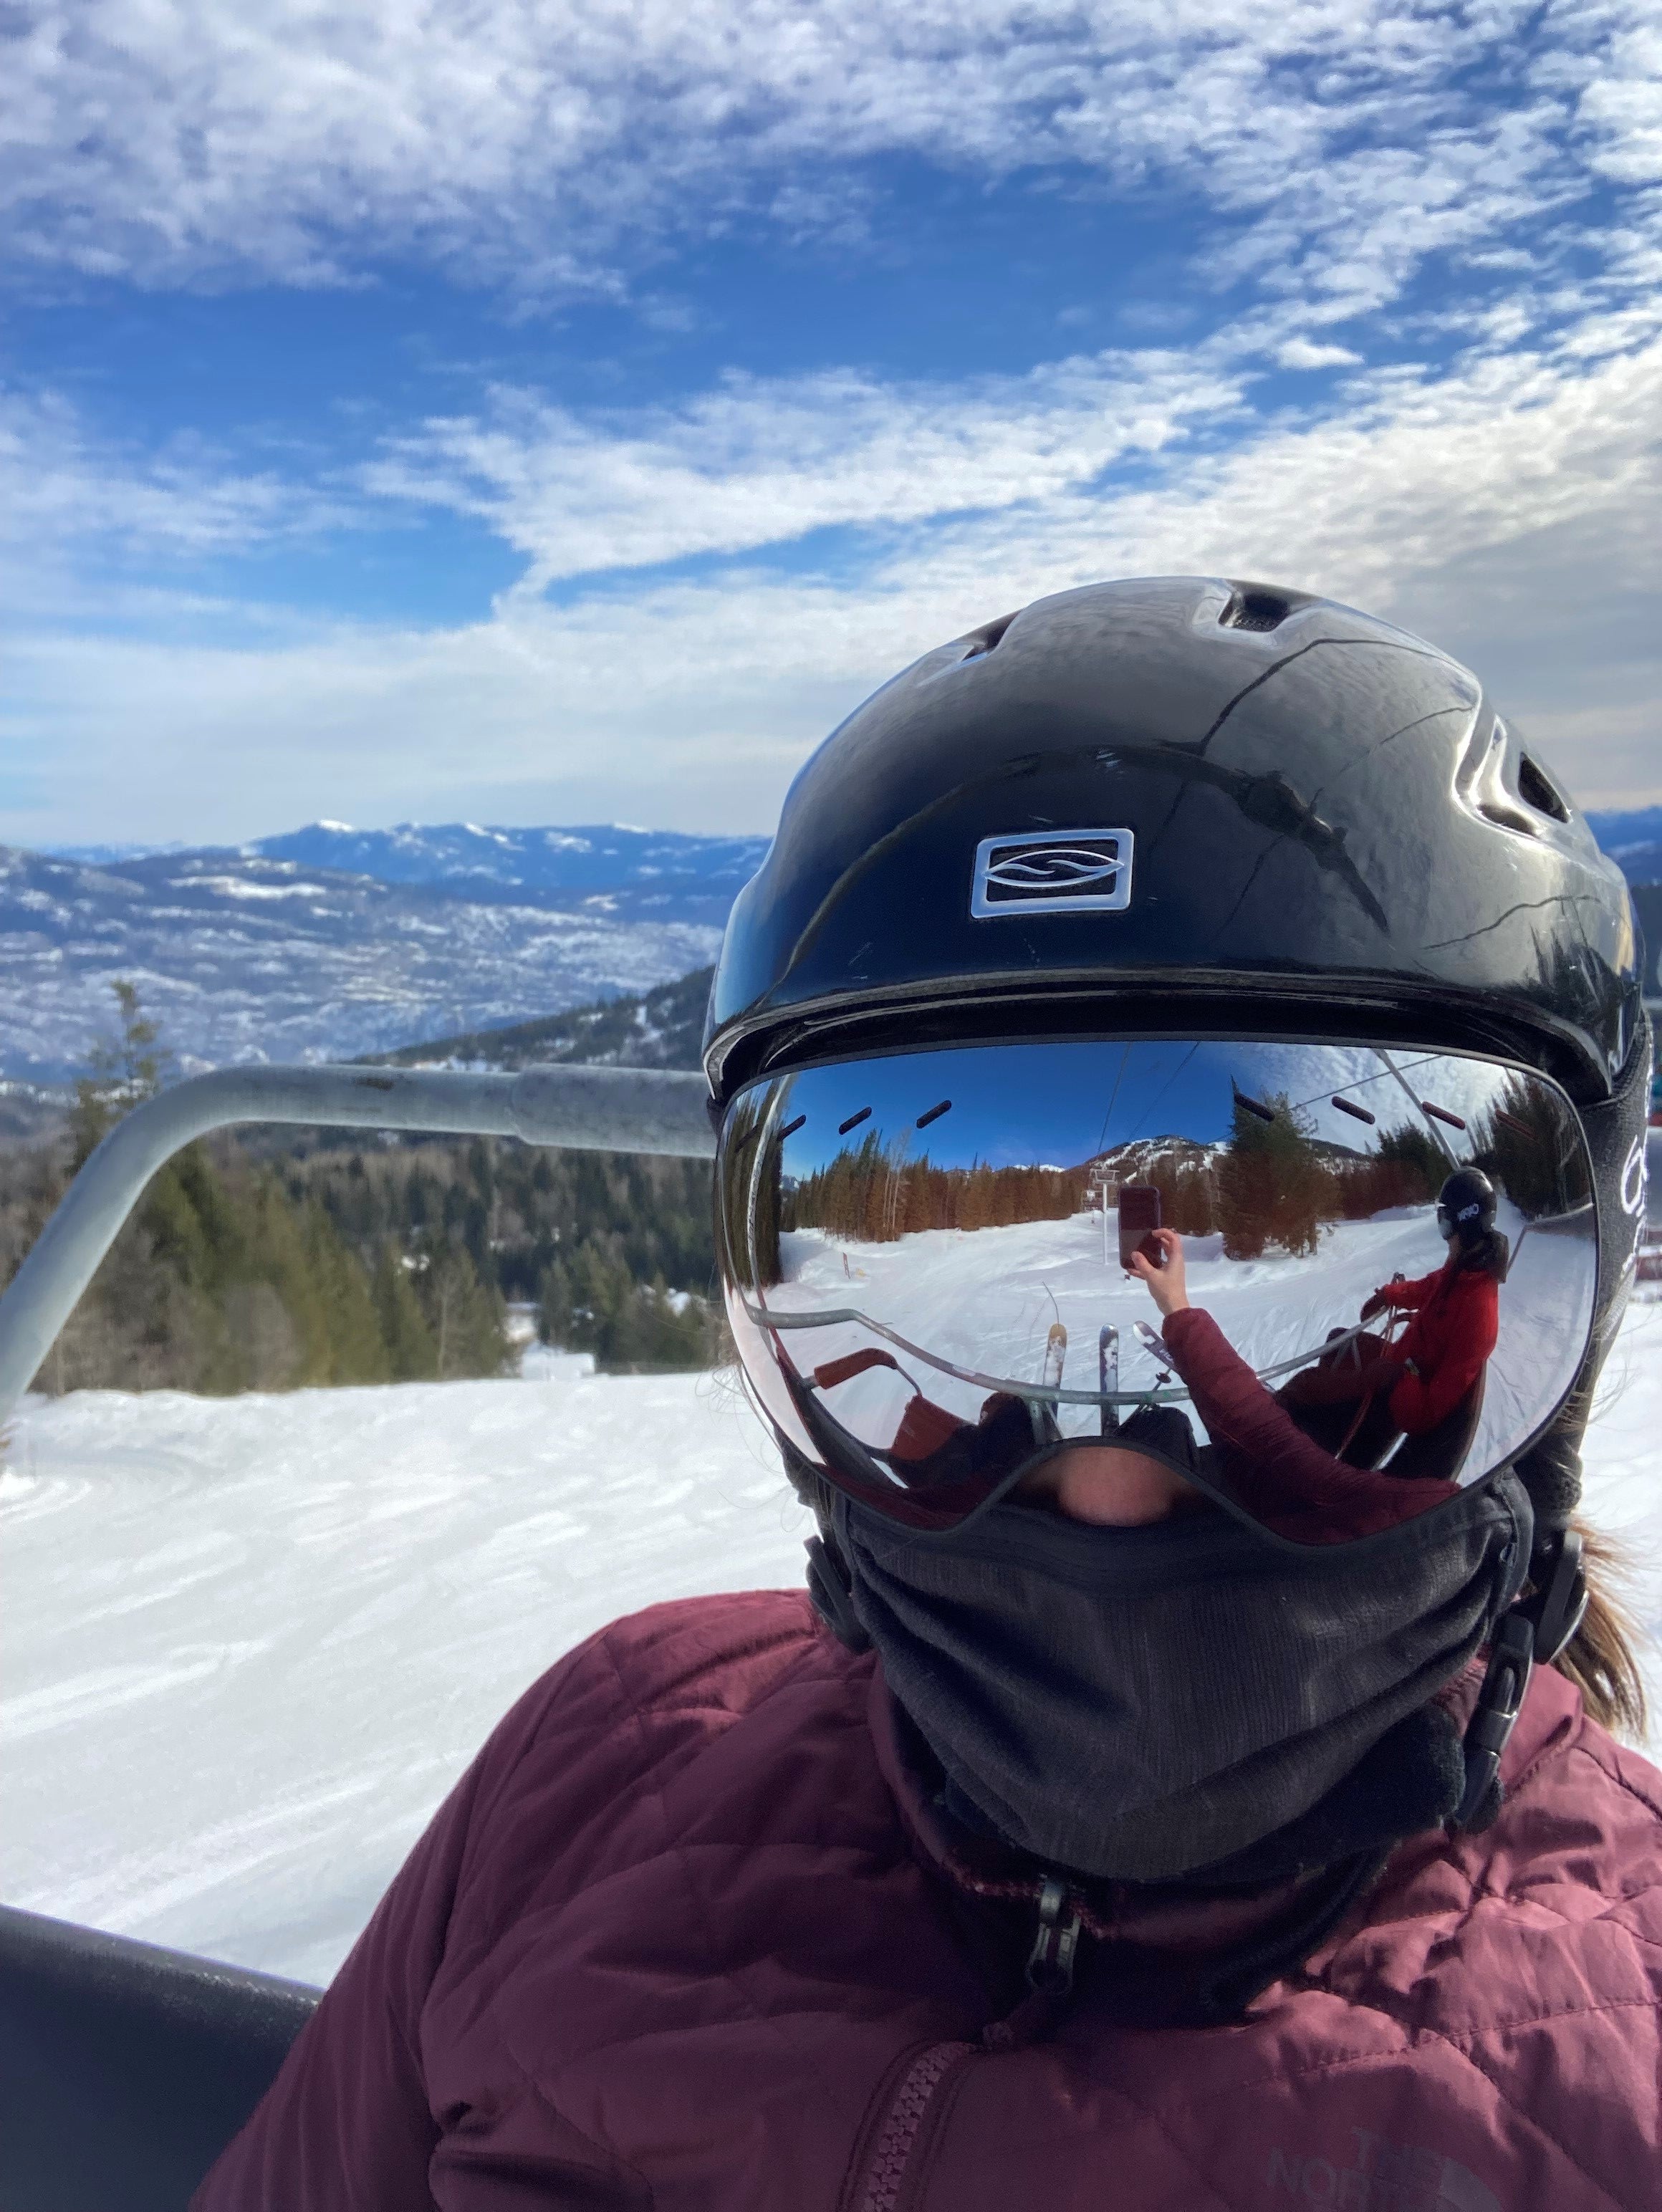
xmin=971 ymin=827 xmax=1135 ymax=917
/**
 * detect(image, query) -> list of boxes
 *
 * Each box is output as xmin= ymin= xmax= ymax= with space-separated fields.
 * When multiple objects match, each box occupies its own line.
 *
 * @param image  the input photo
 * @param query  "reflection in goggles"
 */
xmin=719 ymin=1040 xmax=1598 ymax=1542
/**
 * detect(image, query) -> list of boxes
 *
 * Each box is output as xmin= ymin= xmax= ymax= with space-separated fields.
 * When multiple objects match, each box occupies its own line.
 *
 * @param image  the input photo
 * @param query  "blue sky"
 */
xmin=770 ymin=1042 xmax=1522 ymax=1180
xmin=3 ymin=3 xmax=1660 ymax=847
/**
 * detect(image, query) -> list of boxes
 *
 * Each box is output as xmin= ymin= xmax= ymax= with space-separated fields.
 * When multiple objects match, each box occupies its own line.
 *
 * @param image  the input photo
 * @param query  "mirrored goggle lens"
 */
xmin=719 ymin=1039 xmax=1597 ymax=1543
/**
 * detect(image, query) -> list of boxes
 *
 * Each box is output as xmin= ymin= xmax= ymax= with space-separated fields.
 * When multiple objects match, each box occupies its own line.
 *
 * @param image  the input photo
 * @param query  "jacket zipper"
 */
xmin=852 ymin=1878 xmax=1084 ymax=2212
xmin=855 ymin=2040 xmax=977 ymax=2212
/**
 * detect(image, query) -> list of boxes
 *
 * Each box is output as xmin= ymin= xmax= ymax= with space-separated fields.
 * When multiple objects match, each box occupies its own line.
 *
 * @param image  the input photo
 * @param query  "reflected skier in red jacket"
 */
xmin=1359 ymin=1169 xmax=1507 ymax=1436
xmin=1278 ymin=1168 xmax=1508 ymax=1471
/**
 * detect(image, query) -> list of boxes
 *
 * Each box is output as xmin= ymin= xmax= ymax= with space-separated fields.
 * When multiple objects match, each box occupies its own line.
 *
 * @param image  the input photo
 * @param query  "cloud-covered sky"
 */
xmin=3 ymin=0 xmax=1659 ymax=843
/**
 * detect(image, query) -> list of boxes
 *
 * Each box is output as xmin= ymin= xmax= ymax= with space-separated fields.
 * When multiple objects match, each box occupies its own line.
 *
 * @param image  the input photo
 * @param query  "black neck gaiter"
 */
xmin=835 ymin=1476 xmax=1529 ymax=1883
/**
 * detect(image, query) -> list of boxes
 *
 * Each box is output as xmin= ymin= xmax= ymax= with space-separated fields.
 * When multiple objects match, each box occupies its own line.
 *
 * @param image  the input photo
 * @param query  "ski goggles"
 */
xmin=1436 ymin=1194 xmax=1489 ymax=1238
xmin=718 ymin=1039 xmax=1599 ymax=1543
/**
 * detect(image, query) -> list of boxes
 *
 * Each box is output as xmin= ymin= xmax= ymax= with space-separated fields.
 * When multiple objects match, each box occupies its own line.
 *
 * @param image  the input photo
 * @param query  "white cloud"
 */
xmin=903 ymin=335 xmax=1662 ymax=615
xmin=1574 ymin=21 xmax=1662 ymax=186
xmin=0 ymin=389 xmax=343 ymax=615
xmin=6 ymin=4 xmax=1662 ymax=837
xmin=3 ymin=0 xmax=1657 ymax=327
xmin=1276 ymin=338 xmax=1364 ymax=370
xmin=6 ymin=314 xmax=1660 ymax=844
xmin=362 ymin=350 xmax=1244 ymax=587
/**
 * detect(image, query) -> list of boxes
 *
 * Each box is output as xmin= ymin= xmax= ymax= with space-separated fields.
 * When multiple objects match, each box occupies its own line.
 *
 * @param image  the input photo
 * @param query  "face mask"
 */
xmin=834 ymin=1473 xmax=1529 ymax=1882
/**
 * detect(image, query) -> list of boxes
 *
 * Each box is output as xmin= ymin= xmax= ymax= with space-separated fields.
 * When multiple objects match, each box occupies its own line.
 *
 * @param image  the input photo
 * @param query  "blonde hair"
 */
xmin=1553 ymin=1520 xmax=1650 ymax=1741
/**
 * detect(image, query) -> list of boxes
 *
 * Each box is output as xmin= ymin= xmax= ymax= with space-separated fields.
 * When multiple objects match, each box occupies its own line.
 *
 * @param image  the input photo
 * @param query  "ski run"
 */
xmin=3 ymin=1297 xmax=1660 ymax=1987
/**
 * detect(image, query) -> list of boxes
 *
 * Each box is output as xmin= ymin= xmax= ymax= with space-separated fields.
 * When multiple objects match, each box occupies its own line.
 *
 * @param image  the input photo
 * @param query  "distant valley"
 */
xmin=2 ymin=808 xmax=1657 ymax=1100
xmin=0 ymin=822 xmax=769 ymax=1086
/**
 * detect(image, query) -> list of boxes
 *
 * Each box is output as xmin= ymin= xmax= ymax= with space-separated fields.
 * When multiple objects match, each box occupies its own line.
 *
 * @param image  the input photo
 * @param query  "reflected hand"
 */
xmin=1129 ymin=1228 xmax=1189 ymax=1318
xmin=1360 ymin=1291 xmax=1388 ymax=1322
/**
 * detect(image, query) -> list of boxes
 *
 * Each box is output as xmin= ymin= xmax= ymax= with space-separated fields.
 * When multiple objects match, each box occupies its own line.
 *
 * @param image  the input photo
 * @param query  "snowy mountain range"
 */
xmin=1586 ymin=807 xmax=1662 ymax=893
xmin=3 ymin=807 xmax=1656 ymax=1088
xmin=40 ymin=821 xmax=771 ymax=925
xmin=1 ymin=823 xmax=768 ymax=1084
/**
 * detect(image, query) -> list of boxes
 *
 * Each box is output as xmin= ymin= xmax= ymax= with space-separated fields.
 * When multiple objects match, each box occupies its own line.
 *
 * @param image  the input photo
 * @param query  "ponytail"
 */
xmin=1454 ymin=1226 xmax=1510 ymax=1281
xmin=1553 ymin=1520 xmax=1650 ymax=1741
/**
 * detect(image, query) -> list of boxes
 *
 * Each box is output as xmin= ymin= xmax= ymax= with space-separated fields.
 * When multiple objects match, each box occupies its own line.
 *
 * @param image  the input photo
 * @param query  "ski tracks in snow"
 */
xmin=1 ymin=1310 xmax=1656 ymax=1985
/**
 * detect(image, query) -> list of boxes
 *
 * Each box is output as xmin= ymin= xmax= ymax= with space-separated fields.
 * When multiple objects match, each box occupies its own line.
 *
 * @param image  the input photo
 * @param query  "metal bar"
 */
xmin=0 ymin=1063 xmax=714 ymax=1425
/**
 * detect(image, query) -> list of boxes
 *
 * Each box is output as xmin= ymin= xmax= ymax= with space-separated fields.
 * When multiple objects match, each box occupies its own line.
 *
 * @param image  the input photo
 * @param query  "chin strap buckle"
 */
xmin=804 ymin=1532 xmax=872 ymax=1653
xmin=1527 ymin=1528 xmax=1589 ymax=1668
xmin=1026 ymin=1877 xmax=1083 ymax=1997
xmin=1452 ymin=1531 xmax=1587 ymax=1832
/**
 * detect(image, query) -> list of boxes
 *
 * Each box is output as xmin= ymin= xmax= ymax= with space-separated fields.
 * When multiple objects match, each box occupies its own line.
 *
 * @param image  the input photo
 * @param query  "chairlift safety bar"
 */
xmin=0 ymin=1063 xmax=715 ymax=1426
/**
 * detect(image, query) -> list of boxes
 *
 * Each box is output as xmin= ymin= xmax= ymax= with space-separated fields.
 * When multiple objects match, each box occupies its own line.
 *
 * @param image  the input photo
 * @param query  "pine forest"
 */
xmin=0 ymin=978 xmax=719 ymax=1396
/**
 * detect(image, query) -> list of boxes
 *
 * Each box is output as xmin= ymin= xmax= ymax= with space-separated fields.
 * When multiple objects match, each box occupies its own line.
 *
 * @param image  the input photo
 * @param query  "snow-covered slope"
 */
xmin=0 ymin=1367 xmax=804 ymax=1983
xmin=40 ymin=822 xmax=772 ymax=913
xmin=1 ymin=1308 xmax=1657 ymax=1989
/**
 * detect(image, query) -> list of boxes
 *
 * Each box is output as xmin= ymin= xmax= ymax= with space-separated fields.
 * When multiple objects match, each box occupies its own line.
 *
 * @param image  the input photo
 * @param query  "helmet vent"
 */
xmin=1517 ymin=754 xmax=1570 ymax=824
xmin=1221 ymin=588 xmax=1292 ymax=633
xmin=961 ymin=612 xmax=1017 ymax=662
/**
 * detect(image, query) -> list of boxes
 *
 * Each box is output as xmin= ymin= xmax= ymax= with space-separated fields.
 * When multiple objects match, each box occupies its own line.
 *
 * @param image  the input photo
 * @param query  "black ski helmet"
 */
xmin=707 ymin=575 xmax=1651 ymax=1519
xmin=1436 ymin=1167 xmax=1499 ymax=1246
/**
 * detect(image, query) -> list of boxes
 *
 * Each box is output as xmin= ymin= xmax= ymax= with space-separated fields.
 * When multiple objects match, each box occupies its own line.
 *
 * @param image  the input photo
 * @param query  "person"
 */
xmin=1359 ymin=1165 xmax=1509 ymax=1435
xmin=195 ymin=576 xmax=1659 ymax=2211
xmin=1282 ymin=1166 xmax=1509 ymax=1470
xmin=1124 ymin=1226 xmax=1463 ymax=1540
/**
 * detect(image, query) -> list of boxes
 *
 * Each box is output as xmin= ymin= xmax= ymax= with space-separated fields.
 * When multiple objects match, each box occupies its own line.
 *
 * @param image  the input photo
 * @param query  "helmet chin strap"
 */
xmin=1451 ymin=1525 xmax=1587 ymax=1830
xmin=805 ymin=1527 xmax=872 ymax=1653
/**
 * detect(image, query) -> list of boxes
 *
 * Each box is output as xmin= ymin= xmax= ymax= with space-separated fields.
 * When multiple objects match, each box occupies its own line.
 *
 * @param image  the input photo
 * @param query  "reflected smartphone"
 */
xmin=1118 ymin=1185 xmax=1163 ymax=1270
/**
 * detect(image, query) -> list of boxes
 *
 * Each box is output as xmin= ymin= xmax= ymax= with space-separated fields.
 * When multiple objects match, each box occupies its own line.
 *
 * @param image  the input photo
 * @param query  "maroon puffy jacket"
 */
xmin=1161 ymin=1307 xmax=1458 ymax=1539
xmin=196 ymin=1590 xmax=1662 ymax=2211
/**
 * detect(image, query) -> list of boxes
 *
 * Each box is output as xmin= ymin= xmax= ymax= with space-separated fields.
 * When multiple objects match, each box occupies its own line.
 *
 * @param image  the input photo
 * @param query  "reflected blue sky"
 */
xmin=764 ymin=1041 xmax=1519 ymax=1180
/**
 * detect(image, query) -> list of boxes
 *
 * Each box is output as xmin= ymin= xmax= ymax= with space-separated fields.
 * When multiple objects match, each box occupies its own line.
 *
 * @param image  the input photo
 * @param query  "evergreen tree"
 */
xmin=1218 ymin=1091 xmax=1327 ymax=1259
xmin=1473 ymin=1074 xmax=1584 ymax=1221
xmin=302 ymin=1204 xmax=392 ymax=1385
xmin=1376 ymin=1122 xmax=1447 ymax=1199
xmin=420 ymin=1243 xmax=509 ymax=1379
xmin=373 ymin=1244 xmax=439 ymax=1380
xmin=538 ymin=1256 xmax=575 ymax=1347
xmin=70 ymin=981 xmax=173 ymax=1170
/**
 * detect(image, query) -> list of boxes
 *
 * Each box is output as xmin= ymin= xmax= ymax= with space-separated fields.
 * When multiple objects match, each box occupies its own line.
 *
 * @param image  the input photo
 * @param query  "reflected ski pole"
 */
xmin=1132 ymin=1319 xmax=1175 ymax=1390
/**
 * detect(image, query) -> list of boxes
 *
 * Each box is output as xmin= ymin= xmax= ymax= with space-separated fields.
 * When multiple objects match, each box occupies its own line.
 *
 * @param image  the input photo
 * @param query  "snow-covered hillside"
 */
xmin=0 ymin=824 xmax=764 ymax=1081
xmin=246 ymin=822 xmax=770 ymax=908
xmin=2 ymin=1303 xmax=1658 ymax=1989
xmin=39 ymin=821 xmax=772 ymax=914
xmin=0 ymin=1367 xmax=805 ymax=1984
